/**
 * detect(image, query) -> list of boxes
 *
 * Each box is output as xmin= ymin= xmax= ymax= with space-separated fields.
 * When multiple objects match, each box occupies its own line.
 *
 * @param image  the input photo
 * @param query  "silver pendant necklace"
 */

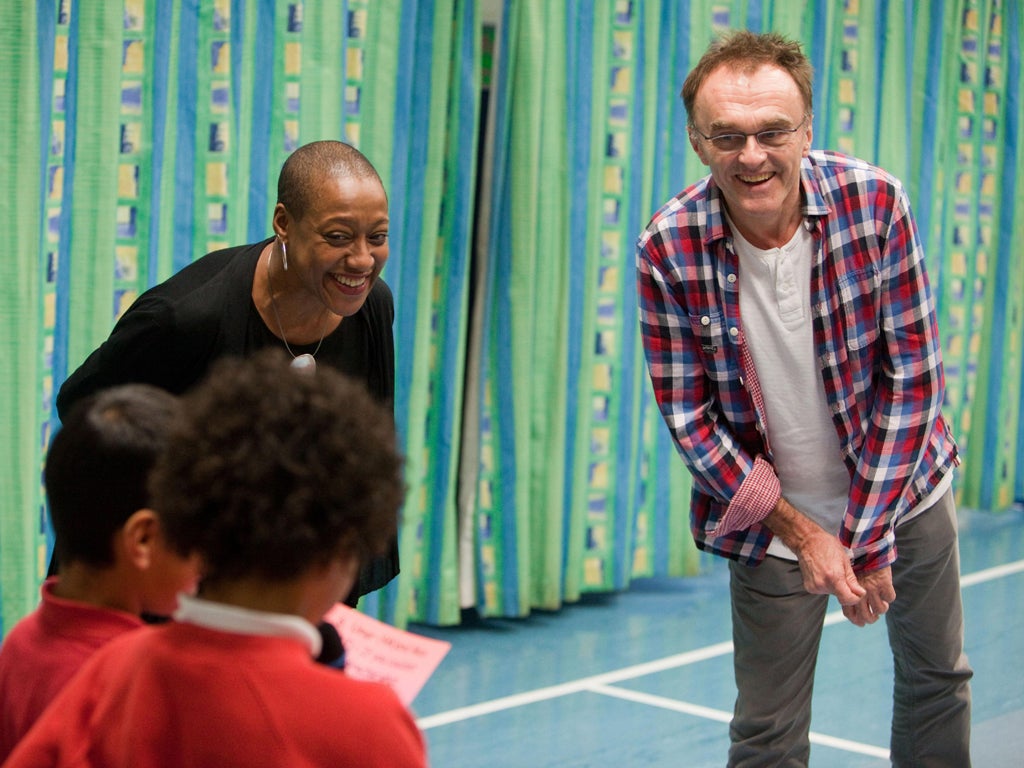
xmin=265 ymin=243 xmax=327 ymax=374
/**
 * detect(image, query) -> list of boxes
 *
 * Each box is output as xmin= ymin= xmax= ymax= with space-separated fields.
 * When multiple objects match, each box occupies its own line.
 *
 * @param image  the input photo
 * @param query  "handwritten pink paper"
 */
xmin=323 ymin=603 xmax=451 ymax=705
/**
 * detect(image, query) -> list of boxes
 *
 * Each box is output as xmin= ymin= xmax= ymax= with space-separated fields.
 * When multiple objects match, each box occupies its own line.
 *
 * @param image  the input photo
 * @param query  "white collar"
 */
xmin=173 ymin=594 xmax=321 ymax=657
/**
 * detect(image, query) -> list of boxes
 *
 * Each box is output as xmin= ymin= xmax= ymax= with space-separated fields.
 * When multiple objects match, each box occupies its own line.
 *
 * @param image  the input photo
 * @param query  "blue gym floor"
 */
xmin=409 ymin=507 xmax=1024 ymax=767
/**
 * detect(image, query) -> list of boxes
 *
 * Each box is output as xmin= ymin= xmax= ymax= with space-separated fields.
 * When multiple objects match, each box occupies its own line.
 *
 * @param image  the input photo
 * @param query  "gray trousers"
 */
xmin=727 ymin=489 xmax=973 ymax=767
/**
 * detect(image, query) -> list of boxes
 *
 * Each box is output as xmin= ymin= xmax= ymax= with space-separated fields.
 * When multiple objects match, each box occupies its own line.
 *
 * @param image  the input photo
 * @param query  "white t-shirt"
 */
xmin=732 ymin=222 xmax=851 ymax=560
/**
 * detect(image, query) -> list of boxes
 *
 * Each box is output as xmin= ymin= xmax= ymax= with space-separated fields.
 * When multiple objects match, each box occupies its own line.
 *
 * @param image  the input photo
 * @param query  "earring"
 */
xmin=280 ymin=238 xmax=288 ymax=271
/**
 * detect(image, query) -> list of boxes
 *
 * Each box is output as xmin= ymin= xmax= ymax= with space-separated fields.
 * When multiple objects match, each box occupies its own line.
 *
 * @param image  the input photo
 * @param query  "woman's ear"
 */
xmin=118 ymin=509 xmax=160 ymax=570
xmin=272 ymin=202 xmax=291 ymax=239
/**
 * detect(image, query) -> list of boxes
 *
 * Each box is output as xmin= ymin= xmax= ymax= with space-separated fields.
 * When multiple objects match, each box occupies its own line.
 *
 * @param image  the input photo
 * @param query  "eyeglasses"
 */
xmin=691 ymin=115 xmax=810 ymax=152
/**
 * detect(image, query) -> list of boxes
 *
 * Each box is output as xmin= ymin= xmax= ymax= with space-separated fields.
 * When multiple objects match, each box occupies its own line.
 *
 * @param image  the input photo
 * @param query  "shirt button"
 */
xmin=701 ymin=316 xmax=711 ymax=326
xmin=727 ymin=273 xmax=737 ymax=283
xmin=729 ymin=327 xmax=739 ymax=337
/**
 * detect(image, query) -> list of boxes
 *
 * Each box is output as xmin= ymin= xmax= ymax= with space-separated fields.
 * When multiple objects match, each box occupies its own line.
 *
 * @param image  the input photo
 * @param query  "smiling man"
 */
xmin=636 ymin=30 xmax=972 ymax=767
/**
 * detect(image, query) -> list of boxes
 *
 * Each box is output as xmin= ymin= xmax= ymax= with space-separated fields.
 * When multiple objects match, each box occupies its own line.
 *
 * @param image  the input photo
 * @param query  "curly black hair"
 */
xmin=148 ymin=349 xmax=405 ymax=586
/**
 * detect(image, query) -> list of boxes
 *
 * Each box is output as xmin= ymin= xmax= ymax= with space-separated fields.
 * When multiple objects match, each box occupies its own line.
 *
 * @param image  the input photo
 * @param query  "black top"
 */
xmin=55 ymin=239 xmax=399 ymax=599
xmin=57 ymin=238 xmax=395 ymax=410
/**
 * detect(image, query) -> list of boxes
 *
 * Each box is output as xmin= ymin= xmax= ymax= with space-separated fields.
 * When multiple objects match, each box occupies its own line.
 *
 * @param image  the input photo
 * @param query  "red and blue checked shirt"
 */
xmin=637 ymin=151 xmax=958 ymax=572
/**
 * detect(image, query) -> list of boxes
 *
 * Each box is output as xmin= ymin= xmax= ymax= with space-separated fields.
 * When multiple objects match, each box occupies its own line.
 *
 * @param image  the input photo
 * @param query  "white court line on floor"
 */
xmin=416 ymin=640 xmax=735 ymax=729
xmin=585 ymin=683 xmax=733 ymax=724
xmin=587 ymin=683 xmax=891 ymax=759
xmin=416 ymin=557 xmax=1024 ymax=735
xmin=960 ymin=558 xmax=1024 ymax=587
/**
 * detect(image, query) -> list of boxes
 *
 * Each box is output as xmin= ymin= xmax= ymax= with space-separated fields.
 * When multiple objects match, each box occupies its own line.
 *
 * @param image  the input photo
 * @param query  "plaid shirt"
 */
xmin=637 ymin=151 xmax=958 ymax=572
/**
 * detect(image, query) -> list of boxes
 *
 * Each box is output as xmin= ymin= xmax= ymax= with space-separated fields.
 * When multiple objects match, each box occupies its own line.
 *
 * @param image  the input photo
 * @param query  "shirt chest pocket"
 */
xmin=836 ymin=269 xmax=882 ymax=353
xmin=688 ymin=310 xmax=738 ymax=382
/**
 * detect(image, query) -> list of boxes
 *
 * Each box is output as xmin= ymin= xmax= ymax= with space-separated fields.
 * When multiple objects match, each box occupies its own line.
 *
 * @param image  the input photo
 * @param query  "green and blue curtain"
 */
xmin=2 ymin=0 xmax=1021 ymax=635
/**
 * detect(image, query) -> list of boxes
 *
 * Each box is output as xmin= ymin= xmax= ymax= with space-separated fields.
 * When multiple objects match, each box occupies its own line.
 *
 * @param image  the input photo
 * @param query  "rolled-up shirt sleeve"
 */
xmin=712 ymin=455 xmax=781 ymax=537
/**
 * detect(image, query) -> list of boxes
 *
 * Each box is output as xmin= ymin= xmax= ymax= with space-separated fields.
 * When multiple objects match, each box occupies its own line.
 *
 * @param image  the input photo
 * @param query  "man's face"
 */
xmin=689 ymin=64 xmax=812 ymax=249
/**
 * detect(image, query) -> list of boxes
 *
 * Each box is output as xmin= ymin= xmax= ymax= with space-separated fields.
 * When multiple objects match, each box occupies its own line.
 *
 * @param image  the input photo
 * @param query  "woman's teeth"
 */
xmin=332 ymin=273 xmax=367 ymax=288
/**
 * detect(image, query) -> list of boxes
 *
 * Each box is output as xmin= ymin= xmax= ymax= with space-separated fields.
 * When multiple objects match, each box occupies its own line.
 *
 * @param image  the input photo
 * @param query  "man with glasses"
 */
xmin=637 ymin=30 xmax=972 ymax=767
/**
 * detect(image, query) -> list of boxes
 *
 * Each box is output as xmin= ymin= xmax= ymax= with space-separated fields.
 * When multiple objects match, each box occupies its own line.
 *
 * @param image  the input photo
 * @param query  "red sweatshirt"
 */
xmin=4 ymin=620 xmax=427 ymax=767
xmin=0 ymin=578 xmax=143 ymax=762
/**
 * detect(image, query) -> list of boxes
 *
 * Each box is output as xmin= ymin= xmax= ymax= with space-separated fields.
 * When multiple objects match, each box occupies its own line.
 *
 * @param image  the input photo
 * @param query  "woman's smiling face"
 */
xmin=275 ymin=174 xmax=390 ymax=318
xmin=689 ymin=63 xmax=812 ymax=249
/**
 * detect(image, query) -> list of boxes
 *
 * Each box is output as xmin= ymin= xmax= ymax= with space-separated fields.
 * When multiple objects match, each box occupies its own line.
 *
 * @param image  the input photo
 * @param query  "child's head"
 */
xmin=149 ymin=350 xmax=405 ymax=618
xmin=45 ymin=384 xmax=200 ymax=615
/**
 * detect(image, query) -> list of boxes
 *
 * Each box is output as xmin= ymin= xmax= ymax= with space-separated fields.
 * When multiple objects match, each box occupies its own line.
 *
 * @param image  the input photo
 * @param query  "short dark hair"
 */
xmin=149 ymin=350 xmax=405 ymax=586
xmin=45 ymin=384 xmax=180 ymax=567
xmin=277 ymin=140 xmax=384 ymax=221
xmin=681 ymin=30 xmax=814 ymax=126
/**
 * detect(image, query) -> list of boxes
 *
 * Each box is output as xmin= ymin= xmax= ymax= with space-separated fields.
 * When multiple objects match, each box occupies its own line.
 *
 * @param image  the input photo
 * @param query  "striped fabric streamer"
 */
xmin=407 ymin=0 xmax=480 ymax=626
xmin=1007 ymin=1 xmax=1024 ymax=507
xmin=939 ymin=0 xmax=996 ymax=501
xmin=951 ymin=0 xmax=1023 ymax=511
xmin=0 ymin=0 xmax=45 ymax=636
xmin=563 ymin=0 xmax=597 ymax=598
xmin=575 ymin=0 xmax=645 ymax=594
xmin=474 ymin=0 xmax=519 ymax=618
xmin=630 ymin=2 xmax=699 ymax=579
xmin=476 ymin=0 xmax=561 ymax=618
xmin=117 ymin=2 xmax=153 ymax=323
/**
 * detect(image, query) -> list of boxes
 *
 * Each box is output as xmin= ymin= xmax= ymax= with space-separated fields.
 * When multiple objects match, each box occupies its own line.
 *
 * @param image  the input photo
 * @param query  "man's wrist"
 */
xmin=763 ymin=498 xmax=818 ymax=554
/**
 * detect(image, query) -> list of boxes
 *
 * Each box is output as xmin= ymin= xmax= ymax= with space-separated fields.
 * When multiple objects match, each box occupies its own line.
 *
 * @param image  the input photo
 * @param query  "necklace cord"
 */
xmin=265 ymin=244 xmax=328 ymax=360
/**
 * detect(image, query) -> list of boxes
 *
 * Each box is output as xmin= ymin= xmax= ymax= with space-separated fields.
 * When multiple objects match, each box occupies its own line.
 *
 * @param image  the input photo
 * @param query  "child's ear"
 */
xmin=119 ymin=509 xmax=160 ymax=570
